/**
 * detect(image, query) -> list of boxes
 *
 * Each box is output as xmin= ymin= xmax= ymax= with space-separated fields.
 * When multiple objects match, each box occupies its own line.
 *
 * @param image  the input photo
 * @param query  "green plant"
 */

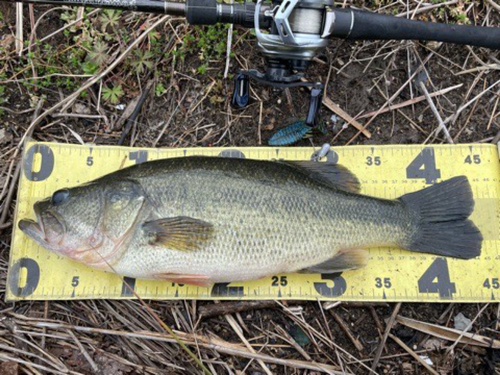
xmin=430 ymin=0 xmax=470 ymax=23
xmin=197 ymin=64 xmax=208 ymax=75
xmin=177 ymin=24 xmax=229 ymax=75
xmin=60 ymin=8 xmax=75 ymax=24
xmin=0 ymin=85 xmax=7 ymax=115
xmin=102 ymin=84 xmax=124 ymax=104
xmin=130 ymin=50 xmax=153 ymax=74
xmin=149 ymin=31 xmax=160 ymax=45
xmin=88 ymin=40 xmax=109 ymax=67
xmin=100 ymin=10 xmax=121 ymax=31
xmin=60 ymin=8 xmax=82 ymax=34
xmin=155 ymin=82 xmax=167 ymax=97
xmin=83 ymin=61 xmax=99 ymax=75
xmin=454 ymin=12 xmax=470 ymax=24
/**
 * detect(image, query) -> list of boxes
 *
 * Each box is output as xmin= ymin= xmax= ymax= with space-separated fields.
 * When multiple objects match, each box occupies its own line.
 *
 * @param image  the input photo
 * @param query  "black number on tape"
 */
xmin=271 ymin=276 xmax=288 ymax=287
xmin=314 ymin=273 xmax=346 ymax=297
xmin=211 ymin=283 xmax=244 ymax=297
xmin=417 ymin=258 xmax=456 ymax=299
xmin=218 ymin=150 xmax=246 ymax=159
xmin=8 ymin=258 xmax=40 ymax=298
xmin=406 ymin=148 xmax=441 ymax=184
xmin=86 ymin=156 xmax=94 ymax=166
xmin=120 ymin=277 xmax=136 ymax=297
xmin=366 ymin=156 xmax=381 ymax=166
xmin=129 ymin=151 xmax=148 ymax=164
xmin=23 ymin=144 xmax=54 ymax=181
xmin=375 ymin=277 xmax=392 ymax=288
xmin=483 ymin=278 xmax=500 ymax=289
xmin=71 ymin=276 xmax=79 ymax=287
xmin=464 ymin=155 xmax=481 ymax=164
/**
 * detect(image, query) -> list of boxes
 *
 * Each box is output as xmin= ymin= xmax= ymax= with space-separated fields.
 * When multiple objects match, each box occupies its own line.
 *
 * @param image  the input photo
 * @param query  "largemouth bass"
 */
xmin=19 ymin=156 xmax=482 ymax=286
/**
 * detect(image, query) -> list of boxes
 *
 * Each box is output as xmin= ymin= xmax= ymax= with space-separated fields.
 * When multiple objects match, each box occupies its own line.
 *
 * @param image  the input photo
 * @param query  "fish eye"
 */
xmin=52 ymin=189 xmax=69 ymax=206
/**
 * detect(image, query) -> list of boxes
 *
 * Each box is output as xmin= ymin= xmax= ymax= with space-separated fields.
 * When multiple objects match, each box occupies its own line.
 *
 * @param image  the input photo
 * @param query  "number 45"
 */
xmin=483 ymin=278 xmax=499 ymax=289
xmin=464 ymin=155 xmax=481 ymax=164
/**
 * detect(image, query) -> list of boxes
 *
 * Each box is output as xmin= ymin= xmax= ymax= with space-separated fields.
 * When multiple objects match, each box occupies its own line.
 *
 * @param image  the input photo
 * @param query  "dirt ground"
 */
xmin=1 ymin=1 xmax=500 ymax=374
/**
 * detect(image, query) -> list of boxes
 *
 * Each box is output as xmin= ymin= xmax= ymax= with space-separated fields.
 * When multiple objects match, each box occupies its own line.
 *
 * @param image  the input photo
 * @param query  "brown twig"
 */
xmin=18 ymin=16 xmax=172 ymax=147
xmin=371 ymin=302 xmax=402 ymax=371
xmin=322 ymin=96 xmax=371 ymax=138
xmin=329 ymin=311 xmax=364 ymax=352
xmin=388 ymin=333 xmax=439 ymax=375
xmin=0 ymin=98 xmax=44 ymax=227
xmin=0 ymin=162 xmax=20 ymax=228
xmin=445 ymin=303 xmax=490 ymax=355
xmin=199 ymin=301 xmax=277 ymax=319
xmin=419 ymin=81 xmax=454 ymax=143
xmin=67 ymin=329 xmax=99 ymax=373
xmin=445 ymin=78 xmax=500 ymax=126
xmin=347 ymin=53 xmax=435 ymax=145
xmin=14 ymin=319 xmax=349 ymax=374
xmin=274 ymin=324 xmax=312 ymax=361
xmin=15 ymin=3 xmax=23 ymax=56
xmin=486 ymin=0 xmax=500 ymax=12
xmin=224 ymin=313 xmax=273 ymax=375
xmin=487 ymin=95 xmax=499 ymax=131
xmin=358 ymin=84 xmax=462 ymax=119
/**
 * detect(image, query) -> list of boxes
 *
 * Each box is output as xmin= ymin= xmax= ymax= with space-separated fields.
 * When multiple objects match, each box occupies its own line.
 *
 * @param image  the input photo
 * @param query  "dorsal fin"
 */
xmin=282 ymin=161 xmax=360 ymax=193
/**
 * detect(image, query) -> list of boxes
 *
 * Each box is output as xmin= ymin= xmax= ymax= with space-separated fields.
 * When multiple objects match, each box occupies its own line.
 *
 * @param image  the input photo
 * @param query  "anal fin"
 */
xmin=302 ymin=249 xmax=369 ymax=273
xmin=155 ymin=272 xmax=211 ymax=287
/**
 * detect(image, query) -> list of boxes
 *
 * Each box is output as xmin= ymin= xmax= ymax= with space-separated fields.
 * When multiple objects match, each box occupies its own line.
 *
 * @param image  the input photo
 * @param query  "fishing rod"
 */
xmin=5 ymin=0 xmax=500 ymax=127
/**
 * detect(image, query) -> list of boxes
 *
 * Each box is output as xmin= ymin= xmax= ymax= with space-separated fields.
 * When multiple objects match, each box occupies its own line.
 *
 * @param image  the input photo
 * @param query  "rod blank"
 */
xmin=3 ymin=0 xmax=182 ymax=13
xmin=330 ymin=9 xmax=500 ymax=50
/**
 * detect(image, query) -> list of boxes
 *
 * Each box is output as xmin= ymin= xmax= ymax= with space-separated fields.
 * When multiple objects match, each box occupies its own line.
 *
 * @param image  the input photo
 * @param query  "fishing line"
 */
xmin=289 ymin=8 xmax=322 ymax=35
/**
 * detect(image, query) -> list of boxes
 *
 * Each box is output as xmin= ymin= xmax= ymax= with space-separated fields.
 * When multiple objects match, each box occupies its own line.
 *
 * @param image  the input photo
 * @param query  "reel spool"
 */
xmin=254 ymin=0 xmax=333 ymax=62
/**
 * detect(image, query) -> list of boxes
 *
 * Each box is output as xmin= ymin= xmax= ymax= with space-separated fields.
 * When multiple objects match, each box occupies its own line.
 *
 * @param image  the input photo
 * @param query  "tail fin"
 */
xmin=400 ymin=176 xmax=482 ymax=259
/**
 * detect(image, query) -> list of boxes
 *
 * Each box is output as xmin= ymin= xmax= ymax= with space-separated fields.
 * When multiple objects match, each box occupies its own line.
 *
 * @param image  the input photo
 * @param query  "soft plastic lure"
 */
xmin=268 ymin=120 xmax=312 ymax=146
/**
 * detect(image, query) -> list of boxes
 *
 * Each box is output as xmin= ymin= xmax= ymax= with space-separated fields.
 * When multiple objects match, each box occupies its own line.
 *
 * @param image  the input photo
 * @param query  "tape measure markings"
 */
xmin=6 ymin=142 xmax=500 ymax=301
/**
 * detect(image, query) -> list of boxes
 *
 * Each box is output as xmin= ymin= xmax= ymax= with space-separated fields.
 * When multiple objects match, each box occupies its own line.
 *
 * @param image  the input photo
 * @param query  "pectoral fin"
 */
xmin=143 ymin=216 xmax=214 ymax=251
xmin=154 ymin=272 xmax=211 ymax=286
xmin=302 ymin=249 xmax=369 ymax=273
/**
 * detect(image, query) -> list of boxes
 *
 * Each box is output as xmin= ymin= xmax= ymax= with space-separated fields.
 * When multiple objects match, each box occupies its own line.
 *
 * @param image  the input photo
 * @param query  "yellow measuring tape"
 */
xmin=7 ymin=141 xmax=500 ymax=302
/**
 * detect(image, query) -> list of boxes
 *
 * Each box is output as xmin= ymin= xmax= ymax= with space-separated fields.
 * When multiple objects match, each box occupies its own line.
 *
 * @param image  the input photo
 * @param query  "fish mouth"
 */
xmin=19 ymin=207 xmax=65 ymax=247
xmin=18 ymin=218 xmax=43 ymax=237
xmin=19 ymin=217 xmax=47 ymax=245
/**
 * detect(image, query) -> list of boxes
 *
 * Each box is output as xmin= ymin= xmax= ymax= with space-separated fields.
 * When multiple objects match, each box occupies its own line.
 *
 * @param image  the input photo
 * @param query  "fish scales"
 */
xmin=19 ymin=156 xmax=482 ymax=285
xmin=111 ymin=158 xmax=411 ymax=282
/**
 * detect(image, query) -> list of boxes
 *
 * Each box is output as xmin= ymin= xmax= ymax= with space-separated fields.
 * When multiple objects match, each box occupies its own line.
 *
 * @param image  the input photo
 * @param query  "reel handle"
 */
xmin=231 ymin=73 xmax=251 ymax=109
xmin=305 ymin=85 xmax=323 ymax=127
